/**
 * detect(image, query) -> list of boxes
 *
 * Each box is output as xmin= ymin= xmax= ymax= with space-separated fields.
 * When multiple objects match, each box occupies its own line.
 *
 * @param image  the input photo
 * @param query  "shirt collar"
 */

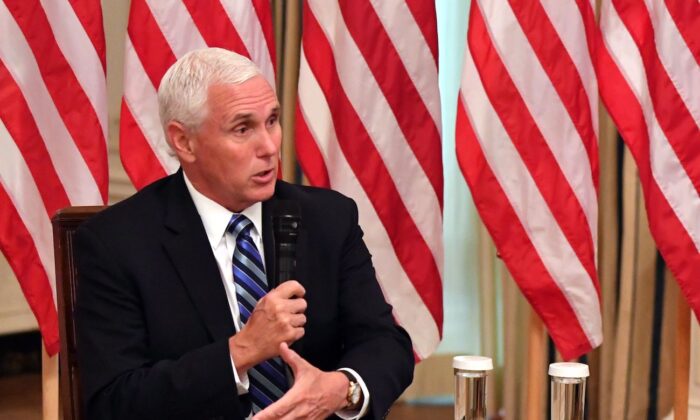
xmin=183 ymin=172 xmax=263 ymax=249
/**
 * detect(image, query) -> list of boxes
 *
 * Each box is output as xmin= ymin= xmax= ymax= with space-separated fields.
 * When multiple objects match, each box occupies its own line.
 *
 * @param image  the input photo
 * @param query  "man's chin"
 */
xmin=256 ymin=182 xmax=277 ymax=203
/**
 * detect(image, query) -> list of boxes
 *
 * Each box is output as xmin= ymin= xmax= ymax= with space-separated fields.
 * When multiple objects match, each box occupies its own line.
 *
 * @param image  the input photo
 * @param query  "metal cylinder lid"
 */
xmin=548 ymin=362 xmax=590 ymax=378
xmin=453 ymin=355 xmax=493 ymax=371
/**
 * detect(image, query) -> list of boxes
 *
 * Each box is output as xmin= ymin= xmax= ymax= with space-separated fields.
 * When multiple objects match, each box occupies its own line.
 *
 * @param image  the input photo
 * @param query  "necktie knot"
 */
xmin=227 ymin=213 xmax=253 ymax=238
xmin=229 ymin=214 xmax=265 ymax=283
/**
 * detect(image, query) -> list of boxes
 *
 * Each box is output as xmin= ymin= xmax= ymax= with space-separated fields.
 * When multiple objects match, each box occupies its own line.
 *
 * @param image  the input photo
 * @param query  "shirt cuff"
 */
xmin=335 ymin=368 xmax=370 ymax=419
xmin=230 ymin=354 xmax=250 ymax=395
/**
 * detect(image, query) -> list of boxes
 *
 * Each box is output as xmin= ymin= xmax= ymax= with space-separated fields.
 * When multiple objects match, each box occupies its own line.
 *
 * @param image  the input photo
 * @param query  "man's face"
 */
xmin=184 ymin=76 xmax=281 ymax=211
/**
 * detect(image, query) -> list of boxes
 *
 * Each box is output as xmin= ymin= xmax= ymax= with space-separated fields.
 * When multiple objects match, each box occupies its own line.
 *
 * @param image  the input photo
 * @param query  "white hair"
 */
xmin=157 ymin=47 xmax=261 ymax=133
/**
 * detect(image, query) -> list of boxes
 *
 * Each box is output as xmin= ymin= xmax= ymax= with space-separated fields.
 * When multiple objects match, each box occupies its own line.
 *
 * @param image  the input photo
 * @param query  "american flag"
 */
xmin=456 ymin=0 xmax=602 ymax=360
xmin=599 ymin=1 xmax=700 ymax=317
xmin=0 ymin=0 xmax=108 ymax=355
xmin=120 ymin=0 xmax=276 ymax=190
xmin=296 ymin=0 xmax=444 ymax=360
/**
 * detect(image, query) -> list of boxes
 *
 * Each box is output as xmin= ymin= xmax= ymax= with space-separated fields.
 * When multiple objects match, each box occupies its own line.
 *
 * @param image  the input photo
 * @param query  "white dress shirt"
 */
xmin=183 ymin=174 xmax=369 ymax=419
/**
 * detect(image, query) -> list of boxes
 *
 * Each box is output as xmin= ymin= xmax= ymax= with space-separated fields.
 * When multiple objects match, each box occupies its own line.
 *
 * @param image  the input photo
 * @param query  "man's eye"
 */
xmin=233 ymin=125 xmax=249 ymax=134
xmin=267 ymin=115 xmax=278 ymax=126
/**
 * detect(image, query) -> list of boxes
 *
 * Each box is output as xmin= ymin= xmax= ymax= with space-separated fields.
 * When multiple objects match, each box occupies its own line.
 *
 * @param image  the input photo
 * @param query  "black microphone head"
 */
xmin=273 ymin=201 xmax=301 ymax=244
xmin=273 ymin=200 xmax=301 ymax=218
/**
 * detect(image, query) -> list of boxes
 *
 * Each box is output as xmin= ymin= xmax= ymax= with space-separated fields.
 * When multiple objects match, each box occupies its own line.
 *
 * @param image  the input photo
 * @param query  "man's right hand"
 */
xmin=229 ymin=280 xmax=307 ymax=374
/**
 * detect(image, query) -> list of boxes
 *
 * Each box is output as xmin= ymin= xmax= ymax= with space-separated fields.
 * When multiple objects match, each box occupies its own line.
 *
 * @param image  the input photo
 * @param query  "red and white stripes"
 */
xmin=0 ymin=0 xmax=108 ymax=355
xmin=120 ymin=0 xmax=276 ymax=190
xmin=296 ymin=0 xmax=443 ymax=360
xmin=599 ymin=0 xmax=700 ymax=315
xmin=457 ymin=0 xmax=602 ymax=360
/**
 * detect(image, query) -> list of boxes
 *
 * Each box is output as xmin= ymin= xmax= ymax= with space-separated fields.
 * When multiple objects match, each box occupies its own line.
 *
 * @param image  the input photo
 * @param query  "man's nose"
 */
xmin=257 ymin=128 xmax=279 ymax=156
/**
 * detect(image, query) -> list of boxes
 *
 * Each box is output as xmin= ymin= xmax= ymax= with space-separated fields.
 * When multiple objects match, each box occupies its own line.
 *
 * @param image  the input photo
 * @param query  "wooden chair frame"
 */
xmin=52 ymin=206 xmax=105 ymax=420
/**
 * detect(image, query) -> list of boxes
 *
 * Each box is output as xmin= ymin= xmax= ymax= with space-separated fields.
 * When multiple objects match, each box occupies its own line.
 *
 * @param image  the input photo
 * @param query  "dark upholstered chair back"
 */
xmin=52 ymin=206 xmax=106 ymax=420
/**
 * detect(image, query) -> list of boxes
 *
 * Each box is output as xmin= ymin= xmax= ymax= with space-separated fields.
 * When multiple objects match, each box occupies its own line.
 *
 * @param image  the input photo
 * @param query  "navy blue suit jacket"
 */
xmin=75 ymin=170 xmax=413 ymax=419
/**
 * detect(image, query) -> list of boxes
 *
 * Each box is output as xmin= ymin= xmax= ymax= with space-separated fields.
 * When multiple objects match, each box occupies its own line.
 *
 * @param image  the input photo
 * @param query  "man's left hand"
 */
xmin=252 ymin=343 xmax=349 ymax=420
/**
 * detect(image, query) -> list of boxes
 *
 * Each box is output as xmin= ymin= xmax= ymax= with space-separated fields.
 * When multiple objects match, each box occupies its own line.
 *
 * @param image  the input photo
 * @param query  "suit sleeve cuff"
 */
xmin=230 ymin=354 xmax=250 ymax=395
xmin=335 ymin=368 xmax=370 ymax=419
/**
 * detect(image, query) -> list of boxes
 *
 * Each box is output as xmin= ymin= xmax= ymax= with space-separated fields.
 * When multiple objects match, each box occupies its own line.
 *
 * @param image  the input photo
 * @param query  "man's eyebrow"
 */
xmin=229 ymin=112 xmax=253 ymax=123
xmin=227 ymin=106 xmax=280 ymax=124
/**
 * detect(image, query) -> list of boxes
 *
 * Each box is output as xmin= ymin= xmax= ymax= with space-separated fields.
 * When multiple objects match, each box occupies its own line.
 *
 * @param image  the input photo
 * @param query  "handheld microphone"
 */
xmin=272 ymin=201 xmax=303 ymax=377
xmin=272 ymin=201 xmax=301 ymax=288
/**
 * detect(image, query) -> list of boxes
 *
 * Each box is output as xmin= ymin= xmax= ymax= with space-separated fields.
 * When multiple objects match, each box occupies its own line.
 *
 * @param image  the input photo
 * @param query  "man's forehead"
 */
xmin=209 ymin=75 xmax=273 ymax=95
xmin=207 ymin=79 xmax=279 ymax=115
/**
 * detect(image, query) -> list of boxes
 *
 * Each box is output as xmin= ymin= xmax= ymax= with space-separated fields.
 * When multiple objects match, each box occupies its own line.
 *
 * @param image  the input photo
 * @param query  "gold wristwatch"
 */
xmin=340 ymin=370 xmax=361 ymax=409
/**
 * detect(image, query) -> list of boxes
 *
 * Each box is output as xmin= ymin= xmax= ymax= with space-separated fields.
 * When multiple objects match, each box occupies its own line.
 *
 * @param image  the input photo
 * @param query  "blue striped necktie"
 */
xmin=228 ymin=214 xmax=288 ymax=413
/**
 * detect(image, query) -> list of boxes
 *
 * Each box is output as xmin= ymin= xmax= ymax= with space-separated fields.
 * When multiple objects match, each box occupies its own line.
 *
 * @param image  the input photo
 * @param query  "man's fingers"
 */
xmin=290 ymin=313 xmax=306 ymax=328
xmin=252 ymin=401 xmax=291 ymax=420
xmin=274 ymin=280 xmax=306 ymax=298
xmin=252 ymin=401 xmax=288 ymax=420
xmin=279 ymin=342 xmax=305 ymax=374
xmin=252 ymin=386 xmax=297 ymax=420
xmin=291 ymin=327 xmax=305 ymax=343
xmin=252 ymin=393 xmax=315 ymax=420
xmin=253 ymin=358 xmax=340 ymax=420
xmin=287 ymin=297 xmax=307 ymax=314
xmin=279 ymin=342 xmax=299 ymax=362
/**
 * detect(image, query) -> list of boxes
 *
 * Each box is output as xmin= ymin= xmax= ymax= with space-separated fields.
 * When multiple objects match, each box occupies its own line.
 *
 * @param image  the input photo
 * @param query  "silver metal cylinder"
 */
xmin=549 ymin=363 xmax=589 ymax=420
xmin=453 ymin=356 xmax=493 ymax=420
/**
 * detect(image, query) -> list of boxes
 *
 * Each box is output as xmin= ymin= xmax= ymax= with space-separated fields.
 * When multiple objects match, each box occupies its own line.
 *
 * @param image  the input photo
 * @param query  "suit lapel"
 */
xmin=162 ymin=171 xmax=236 ymax=341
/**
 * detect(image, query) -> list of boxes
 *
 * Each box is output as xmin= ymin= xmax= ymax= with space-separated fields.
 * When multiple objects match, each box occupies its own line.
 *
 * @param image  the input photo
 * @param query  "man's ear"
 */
xmin=165 ymin=121 xmax=196 ymax=163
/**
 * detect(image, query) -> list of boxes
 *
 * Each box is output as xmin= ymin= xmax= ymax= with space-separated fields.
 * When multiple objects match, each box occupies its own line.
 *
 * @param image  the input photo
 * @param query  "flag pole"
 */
xmin=674 ymin=294 xmax=691 ymax=420
xmin=525 ymin=307 xmax=546 ymax=420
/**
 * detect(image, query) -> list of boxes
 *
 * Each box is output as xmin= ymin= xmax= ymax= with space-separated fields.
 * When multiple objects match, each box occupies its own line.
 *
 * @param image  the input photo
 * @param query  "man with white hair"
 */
xmin=75 ymin=48 xmax=413 ymax=420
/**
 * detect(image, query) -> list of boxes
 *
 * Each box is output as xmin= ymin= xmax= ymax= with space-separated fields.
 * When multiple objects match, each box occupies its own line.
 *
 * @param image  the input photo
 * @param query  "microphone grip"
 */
xmin=274 ymin=243 xmax=296 ymax=286
xmin=275 ymin=245 xmax=301 ymax=385
xmin=277 ymin=259 xmax=294 ymax=285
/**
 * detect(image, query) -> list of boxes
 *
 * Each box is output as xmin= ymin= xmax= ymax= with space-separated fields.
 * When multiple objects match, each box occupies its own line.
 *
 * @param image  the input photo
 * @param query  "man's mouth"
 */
xmin=252 ymin=168 xmax=275 ymax=182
